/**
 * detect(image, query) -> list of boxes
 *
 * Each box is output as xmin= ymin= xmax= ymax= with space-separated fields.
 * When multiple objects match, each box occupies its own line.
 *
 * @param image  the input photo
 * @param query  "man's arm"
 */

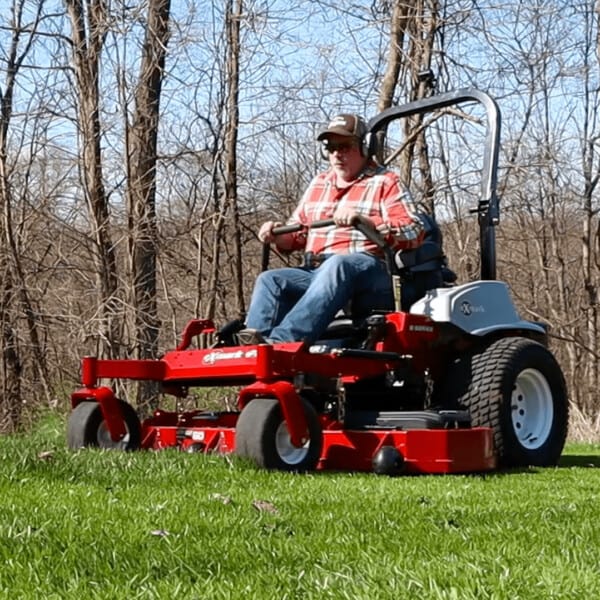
xmin=376 ymin=175 xmax=425 ymax=250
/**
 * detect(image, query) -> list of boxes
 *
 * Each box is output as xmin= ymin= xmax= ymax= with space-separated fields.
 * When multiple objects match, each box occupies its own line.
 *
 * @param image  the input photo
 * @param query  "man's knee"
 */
xmin=253 ymin=270 xmax=270 ymax=287
xmin=254 ymin=268 xmax=306 ymax=294
xmin=252 ymin=270 xmax=281 ymax=297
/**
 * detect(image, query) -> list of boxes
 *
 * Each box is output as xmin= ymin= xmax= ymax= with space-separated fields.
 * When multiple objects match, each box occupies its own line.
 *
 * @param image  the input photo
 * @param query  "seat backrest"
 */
xmin=394 ymin=213 xmax=443 ymax=271
xmin=394 ymin=213 xmax=456 ymax=310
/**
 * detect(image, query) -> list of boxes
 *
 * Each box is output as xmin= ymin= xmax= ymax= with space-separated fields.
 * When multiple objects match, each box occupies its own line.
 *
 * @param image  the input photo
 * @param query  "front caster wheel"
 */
xmin=235 ymin=398 xmax=322 ymax=471
xmin=67 ymin=400 xmax=141 ymax=450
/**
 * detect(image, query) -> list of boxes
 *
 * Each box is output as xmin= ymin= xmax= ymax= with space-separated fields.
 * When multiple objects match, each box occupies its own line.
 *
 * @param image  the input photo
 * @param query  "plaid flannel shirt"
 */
xmin=281 ymin=164 xmax=424 ymax=256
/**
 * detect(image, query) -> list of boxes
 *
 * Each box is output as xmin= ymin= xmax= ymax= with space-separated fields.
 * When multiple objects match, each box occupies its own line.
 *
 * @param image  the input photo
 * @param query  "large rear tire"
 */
xmin=67 ymin=400 xmax=141 ymax=451
xmin=442 ymin=337 xmax=568 ymax=467
xmin=235 ymin=398 xmax=322 ymax=471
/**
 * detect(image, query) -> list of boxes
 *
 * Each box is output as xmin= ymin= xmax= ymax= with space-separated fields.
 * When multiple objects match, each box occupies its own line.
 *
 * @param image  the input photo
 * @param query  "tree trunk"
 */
xmin=224 ymin=0 xmax=245 ymax=317
xmin=377 ymin=0 xmax=409 ymax=113
xmin=204 ymin=1 xmax=245 ymax=323
xmin=376 ymin=0 xmax=438 ymax=214
xmin=0 ymin=259 xmax=22 ymax=431
xmin=65 ymin=0 xmax=120 ymax=359
xmin=0 ymin=1 xmax=51 ymax=425
xmin=126 ymin=0 xmax=171 ymax=412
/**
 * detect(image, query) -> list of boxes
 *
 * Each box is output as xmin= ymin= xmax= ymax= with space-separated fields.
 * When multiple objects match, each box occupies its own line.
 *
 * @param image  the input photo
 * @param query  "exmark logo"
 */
xmin=203 ymin=349 xmax=258 ymax=365
xmin=460 ymin=301 xmax=485 ymax=316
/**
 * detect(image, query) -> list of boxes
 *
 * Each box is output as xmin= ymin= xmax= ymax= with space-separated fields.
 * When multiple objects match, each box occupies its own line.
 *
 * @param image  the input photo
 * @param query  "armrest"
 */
xmin=394 ymin=241 xmax=443 ymax=271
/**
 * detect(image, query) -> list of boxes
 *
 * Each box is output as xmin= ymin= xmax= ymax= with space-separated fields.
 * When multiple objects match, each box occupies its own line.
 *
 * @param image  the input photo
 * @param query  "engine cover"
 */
xmin=410 ymin=281 xmax=545 ymax=336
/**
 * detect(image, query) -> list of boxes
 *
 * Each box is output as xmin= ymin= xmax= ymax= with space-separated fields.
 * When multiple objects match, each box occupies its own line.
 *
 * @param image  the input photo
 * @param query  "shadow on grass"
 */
xmin=477 ymin=455 xmax=600 ymax=476
xmin=558 ymin=455 xmax=600 ymax=468
xmin=459 ymin=457 xmax=600 ymax=479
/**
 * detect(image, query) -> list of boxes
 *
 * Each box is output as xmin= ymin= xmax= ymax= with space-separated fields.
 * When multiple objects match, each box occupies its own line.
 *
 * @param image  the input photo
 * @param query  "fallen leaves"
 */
xmin=210 ymin=493 xmax=233 ymax=505
xmin=209 ymin=493 xmax=280 ymax=515
xmin=251 ymin=499 xmax=279 ymax=514
xmin=150 ymin=529 xmax=170 ymax=537
xmin=149 ymin=495 xmax=282 ymax=540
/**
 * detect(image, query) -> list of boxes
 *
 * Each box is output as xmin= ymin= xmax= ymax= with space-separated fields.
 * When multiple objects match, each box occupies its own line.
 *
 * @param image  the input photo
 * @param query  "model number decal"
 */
xmin=203 ymin=349 xmax=258 ymax=364
xmin=409 ymin=325 xmax=434 ymax=332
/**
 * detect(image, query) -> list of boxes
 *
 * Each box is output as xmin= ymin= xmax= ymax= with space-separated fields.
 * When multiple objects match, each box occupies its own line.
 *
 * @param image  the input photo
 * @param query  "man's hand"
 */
xmin=258 ymin=220 xmax=299 ymax=251
xmin=258 ymin=221 xmax=281 ymax=244
xmin=332 ymin=208 xmax=375 ymax=228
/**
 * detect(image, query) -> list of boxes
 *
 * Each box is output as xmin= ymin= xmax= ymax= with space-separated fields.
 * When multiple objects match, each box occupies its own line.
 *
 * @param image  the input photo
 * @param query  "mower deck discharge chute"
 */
xmin=67 ymin=89 xmax=568 ymax=475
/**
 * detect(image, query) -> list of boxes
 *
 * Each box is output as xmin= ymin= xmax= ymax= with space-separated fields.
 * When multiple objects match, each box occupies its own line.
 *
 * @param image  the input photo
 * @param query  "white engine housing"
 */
xmin=409 ymin=281 xmax=546 ymax=336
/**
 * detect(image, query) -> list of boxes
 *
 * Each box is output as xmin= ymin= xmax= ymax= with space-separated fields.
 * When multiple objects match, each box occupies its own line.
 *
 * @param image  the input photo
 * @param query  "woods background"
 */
xmin=0 ymin=0 xmax=598 ymax=437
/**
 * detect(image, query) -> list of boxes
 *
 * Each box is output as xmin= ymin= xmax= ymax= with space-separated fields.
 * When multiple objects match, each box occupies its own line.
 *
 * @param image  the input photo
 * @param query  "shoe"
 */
xmin=213 ymin=318 xmax=245 ymax=346
xmin=234 ymin=328 xmax=269 ymax=346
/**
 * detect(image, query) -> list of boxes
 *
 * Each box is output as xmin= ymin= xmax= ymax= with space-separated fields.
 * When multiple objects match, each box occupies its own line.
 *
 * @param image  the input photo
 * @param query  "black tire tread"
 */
xmin=235 ymin=398 xmax=322 ymax=471
xmin=67 ymin=400 xmax=141 ymax=450
xmin=442 ymin=336 xmax=568 ymax=466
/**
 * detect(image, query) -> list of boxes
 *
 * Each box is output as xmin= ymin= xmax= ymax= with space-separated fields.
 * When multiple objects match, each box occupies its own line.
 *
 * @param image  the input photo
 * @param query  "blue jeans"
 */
xmin=245 ymin=253 xmax=393 ymax=344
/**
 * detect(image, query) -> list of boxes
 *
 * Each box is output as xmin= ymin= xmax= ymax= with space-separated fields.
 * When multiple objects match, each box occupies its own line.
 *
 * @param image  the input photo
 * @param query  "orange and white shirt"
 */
xmin=282 ymin=165 xmax=424 ymax=256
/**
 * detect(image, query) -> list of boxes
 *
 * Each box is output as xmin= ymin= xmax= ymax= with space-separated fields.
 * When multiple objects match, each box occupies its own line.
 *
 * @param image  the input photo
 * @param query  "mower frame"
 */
xmin=68 ymin=88 xmax=568 ymax=475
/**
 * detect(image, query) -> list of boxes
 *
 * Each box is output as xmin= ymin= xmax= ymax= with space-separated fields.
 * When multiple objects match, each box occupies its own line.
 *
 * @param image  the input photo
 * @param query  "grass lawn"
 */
xmin=1 ymin=416 xmax=599 ymax=599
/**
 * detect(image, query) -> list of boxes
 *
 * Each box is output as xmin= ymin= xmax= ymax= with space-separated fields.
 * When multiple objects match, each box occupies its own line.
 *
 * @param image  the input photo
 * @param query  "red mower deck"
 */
xmin=70 ymin=316 xmax=496 ymax=475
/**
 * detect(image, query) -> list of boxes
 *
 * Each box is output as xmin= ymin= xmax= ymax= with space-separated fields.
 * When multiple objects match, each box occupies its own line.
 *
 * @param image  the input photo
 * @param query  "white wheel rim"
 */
xmin=511 ymin=368 xmax=553 ymax=450
xmin=97 ymin=421 xmax=130 ymax=449
xmin=275 ymin=421 xmax=310 ymax=465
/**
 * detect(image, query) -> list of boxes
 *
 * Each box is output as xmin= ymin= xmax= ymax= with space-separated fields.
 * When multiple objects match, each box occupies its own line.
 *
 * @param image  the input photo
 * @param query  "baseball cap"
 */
xmin=317 ymin=113 xmax=367 ymax=141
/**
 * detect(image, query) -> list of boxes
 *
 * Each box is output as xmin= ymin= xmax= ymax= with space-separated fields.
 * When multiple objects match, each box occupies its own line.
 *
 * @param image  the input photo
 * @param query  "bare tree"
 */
xmin=65 ymin=0 xmax=120 ymax=359
xmin=126 ymin=0 xmax=171 ymax=410
xmin=461 ymin=0 xmax=600 ymax=418
xmin=0 ymin=0 xmax=596 ymax=434
xmin=579 ymin=0 xmax=600 ymax=406
xmin=0 ymin=0 xmax=53 ymax=429
xmin=374 ymin=0 xmax=440 ymax=213
xmin=205 ymin=0 xmax=245 ymax=320
xmin=377 ymin=0 xmax=410 ymax=113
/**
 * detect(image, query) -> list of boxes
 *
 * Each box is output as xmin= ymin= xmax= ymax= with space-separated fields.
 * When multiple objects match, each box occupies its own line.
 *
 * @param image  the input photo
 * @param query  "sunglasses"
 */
xmin=323 ymin=140 xmax=359 ymax=153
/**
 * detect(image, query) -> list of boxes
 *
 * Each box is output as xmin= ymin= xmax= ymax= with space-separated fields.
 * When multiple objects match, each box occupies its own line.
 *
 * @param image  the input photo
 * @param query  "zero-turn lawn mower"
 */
xmin=67 ymin=89 xmax=569 ymax=475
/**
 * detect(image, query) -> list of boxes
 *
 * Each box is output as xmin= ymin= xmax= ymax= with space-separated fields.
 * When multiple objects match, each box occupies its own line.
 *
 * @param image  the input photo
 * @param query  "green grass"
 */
xmin=1 ymin=417 xmax=600 ymax=599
